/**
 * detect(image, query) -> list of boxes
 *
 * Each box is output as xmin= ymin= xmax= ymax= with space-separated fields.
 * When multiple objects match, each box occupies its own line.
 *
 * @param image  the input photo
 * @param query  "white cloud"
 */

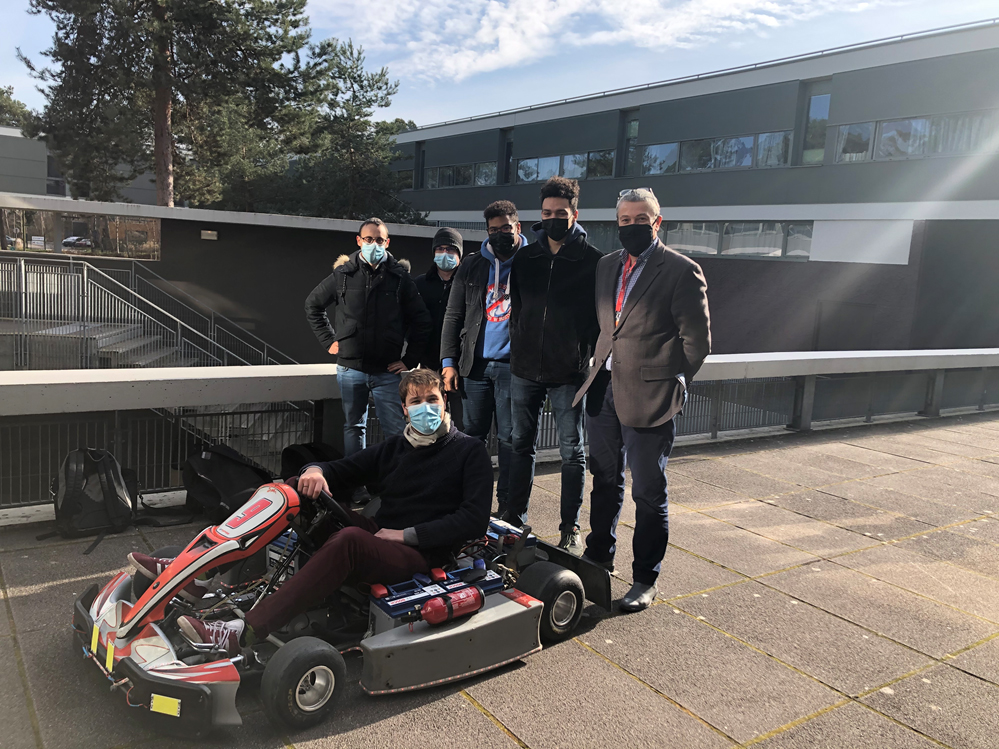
xmin=307 ymin=0 xmax=899 ymax=82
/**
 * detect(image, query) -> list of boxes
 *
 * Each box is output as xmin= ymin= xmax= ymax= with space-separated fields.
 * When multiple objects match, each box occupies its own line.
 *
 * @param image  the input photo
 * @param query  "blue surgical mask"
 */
xmin=361 ymin=242 xmax=385 ymax=265
xmin=407 ymin=401 xmax=443 ymax=435
xmin=434 ymin=252 xmax=458 ymax=271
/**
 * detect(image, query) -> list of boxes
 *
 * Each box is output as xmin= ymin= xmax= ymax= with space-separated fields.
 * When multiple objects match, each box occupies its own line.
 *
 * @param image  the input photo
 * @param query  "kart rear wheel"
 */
xmin=260 ymin=637 xmax=345 ymax=730
xmin=515 ymin=561 xmax=584 ymax=645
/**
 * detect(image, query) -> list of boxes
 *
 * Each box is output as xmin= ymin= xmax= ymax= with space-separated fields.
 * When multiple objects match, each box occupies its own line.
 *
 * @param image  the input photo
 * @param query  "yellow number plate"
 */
xmin=90 ymin=624 xmax=99 ymax=653
xmin=150 ymin=694 xmax=182 ymax=717
xmin=105 ymin=641 xmax=115 ymax=672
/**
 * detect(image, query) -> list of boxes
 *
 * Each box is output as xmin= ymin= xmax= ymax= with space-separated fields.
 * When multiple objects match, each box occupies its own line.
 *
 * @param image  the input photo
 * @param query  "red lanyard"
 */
xmin=615 ymin=255 xmax=636 ymax=325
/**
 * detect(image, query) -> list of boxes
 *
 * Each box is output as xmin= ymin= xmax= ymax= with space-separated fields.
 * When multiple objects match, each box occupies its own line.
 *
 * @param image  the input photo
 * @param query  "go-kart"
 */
xmin=72 ymin=482 xmax=612 ymax=732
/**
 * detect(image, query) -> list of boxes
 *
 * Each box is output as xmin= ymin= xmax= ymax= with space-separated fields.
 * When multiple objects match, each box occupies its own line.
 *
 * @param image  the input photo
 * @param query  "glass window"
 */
xmin=516 ymin=158 xmax=538 ymax=183
xmin=785 ymin=223 xmax=812 ymax=258
xmin=583 ymin=221 xmax=620 ymax=254
xmin=642 ymin=143 xmax=678 ymax=175
xmin=665 ymin=222 xmax=720 ymax=254
xmin=624 ymin=119 xmax=640 ymax=176
xmin=876 ymin=119 xmax=930 ymax=160
xmin=454 ymin=163 xmax=473 ymax=186
xmin=680 ymin=139 xmax=714 ymax=171
xmin=561 ymin=153 xmax=587 ymax=179
xmin=802 ymin=94 xmax=830 ymax=165
xmin=721 ymin=222 xmax=784 ymax=257
xmin=756 ymin=131 xmax=792 ymax=167
xmin=439 ymin=165 xmax=455 ymax=187
xmin=714 ymin=136 xmax=754 ymax=169
xmin=836 ymin=123 xmax=873 ymax=162
xmin=396 ymin=169 xmax=413 ymax=190
xmin=423 ymin=167 xmax=438 ymax=189
xmin=474 ymin=161 xmax=497 ymax=185
xmin=587 ymin=150 xmax=614 ymax=178
xmin=537 ymin=156 xmax=560 ymax=181
xmin=929 ymin=111 xmax=997 ymax=154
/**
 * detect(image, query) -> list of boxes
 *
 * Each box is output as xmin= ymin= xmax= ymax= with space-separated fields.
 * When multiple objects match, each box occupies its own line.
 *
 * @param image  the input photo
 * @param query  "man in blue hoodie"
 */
xmin=440 ymin=200 xmax=527 ymax=518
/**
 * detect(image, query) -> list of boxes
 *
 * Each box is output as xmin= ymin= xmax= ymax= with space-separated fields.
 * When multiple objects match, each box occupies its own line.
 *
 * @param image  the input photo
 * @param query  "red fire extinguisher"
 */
xmin=418 ymin=586 xmax=484 ymax=625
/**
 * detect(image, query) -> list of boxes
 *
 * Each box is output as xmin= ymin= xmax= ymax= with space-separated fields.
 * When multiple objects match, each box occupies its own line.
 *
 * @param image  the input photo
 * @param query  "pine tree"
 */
xmin=0 ymin=87 xmax=31 ymax=129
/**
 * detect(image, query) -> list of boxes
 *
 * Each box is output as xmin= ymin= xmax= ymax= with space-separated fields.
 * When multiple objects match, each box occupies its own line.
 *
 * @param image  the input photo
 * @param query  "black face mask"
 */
xmin=541 ymin=217 xmax=571 ymax=242
xmin=490 ymin=232 xmax=517 ymax=259
xmin=619 ymin=223 xmax=656 ymax=256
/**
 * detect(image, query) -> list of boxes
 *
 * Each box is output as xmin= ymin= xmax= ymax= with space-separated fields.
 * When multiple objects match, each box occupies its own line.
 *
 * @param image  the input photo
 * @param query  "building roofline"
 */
xmin=397 ymin=17 xmax=999 ymax=142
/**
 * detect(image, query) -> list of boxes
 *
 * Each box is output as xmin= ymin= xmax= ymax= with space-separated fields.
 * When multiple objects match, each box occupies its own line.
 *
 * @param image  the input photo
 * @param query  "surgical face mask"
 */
xmin=434 ymin=251 xmax=459 ymax=271
xmin=618 ymin=223 xmax=657 ymax=256
xmin=407 ymin=401 xmax=443 ymax=435
xmin=360 ymin=242 xmax=386 ymax=265
xmin=489 ymin=231 xmax=517 ymax=259
xmin=541 ymin=217 xmax=571 ymax=242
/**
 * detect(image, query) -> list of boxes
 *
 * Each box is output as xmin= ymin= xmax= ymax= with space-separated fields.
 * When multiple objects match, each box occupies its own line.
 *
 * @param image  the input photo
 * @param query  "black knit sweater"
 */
xmin=306 ymin=426 xmax=492 ymax=552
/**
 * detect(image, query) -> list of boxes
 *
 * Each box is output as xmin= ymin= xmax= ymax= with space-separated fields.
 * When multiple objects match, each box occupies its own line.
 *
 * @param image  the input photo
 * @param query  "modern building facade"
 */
xmin=392 ymin=20 xmax=999 ymax=354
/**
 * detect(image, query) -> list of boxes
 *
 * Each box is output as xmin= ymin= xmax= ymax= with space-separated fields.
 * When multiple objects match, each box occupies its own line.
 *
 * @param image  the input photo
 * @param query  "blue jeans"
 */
xmin=461 ymin=361 xmax=512 ymax=509
xmin=584 ymin=372 xmax=675 ymax=585
xmin=508 ymin=374 xmax=586 ymax=532
xmin=336 ymin=365 xmax=406 ymax=456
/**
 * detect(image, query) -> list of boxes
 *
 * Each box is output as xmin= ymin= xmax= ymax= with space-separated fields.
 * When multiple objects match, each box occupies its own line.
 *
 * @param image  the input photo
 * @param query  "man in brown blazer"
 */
xmin=573 ymin=188 xmax=710 ymax=611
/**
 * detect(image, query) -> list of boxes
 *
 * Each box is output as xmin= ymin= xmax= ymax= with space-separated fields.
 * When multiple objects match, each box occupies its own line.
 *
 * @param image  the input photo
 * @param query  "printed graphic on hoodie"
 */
xmin=485 ymin=280 xmax=510 ymax=323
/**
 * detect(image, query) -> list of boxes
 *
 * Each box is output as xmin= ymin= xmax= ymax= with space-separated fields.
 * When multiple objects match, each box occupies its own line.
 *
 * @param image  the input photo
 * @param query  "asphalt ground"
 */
xmin=3 ymin=411 xmax=999 ymax=748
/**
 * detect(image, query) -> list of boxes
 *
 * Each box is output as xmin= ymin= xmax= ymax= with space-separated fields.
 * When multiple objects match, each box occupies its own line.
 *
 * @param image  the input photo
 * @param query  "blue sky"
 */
xmin=4 ymin=0 xmax=999 ymax=127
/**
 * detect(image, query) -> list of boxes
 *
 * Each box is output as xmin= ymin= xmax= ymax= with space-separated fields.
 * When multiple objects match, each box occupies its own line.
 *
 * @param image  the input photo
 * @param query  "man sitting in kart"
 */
xmin=127 ymin=368 xmax=493 ymax=655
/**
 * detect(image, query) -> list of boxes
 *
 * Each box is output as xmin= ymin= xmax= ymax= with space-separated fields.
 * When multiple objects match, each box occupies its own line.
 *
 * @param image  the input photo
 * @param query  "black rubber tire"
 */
xmin=515 ymin=561 xmax=585 ymax=645
xmin=131 ymin=545 xmax=186 ymax=600
xmin=260 ymin=637 xmax=346 ymax=731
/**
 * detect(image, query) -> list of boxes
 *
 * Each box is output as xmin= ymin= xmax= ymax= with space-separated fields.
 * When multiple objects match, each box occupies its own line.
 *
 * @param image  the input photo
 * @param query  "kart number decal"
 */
xmin=150 ymin=694 xmax=182 ymax=718
xmin=90 ymin=624 xmax=99 ymax=653
xmin=105 ymin=641 xmax=115 ymax=672
xmin=226 ymin=498 xmax=270 ymax=529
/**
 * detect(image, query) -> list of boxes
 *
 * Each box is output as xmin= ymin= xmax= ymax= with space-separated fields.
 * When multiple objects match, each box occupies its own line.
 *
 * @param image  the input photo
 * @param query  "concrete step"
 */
xmin=130 ymin=346 xmax=182 ymax=368
xmin=99 ymin=334 xmax=163 ymax=355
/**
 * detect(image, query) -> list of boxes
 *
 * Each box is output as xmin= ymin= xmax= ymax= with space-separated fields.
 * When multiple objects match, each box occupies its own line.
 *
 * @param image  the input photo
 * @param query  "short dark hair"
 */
xmin=483 ymin=200 xmax=519 ymax=224
xmin=540 ymin=176 xmax=579 ymax=212
xmin=399 ymin=368 xmax=445 ymax=401
xmin=358 ymin=217 xmax=387 ymax=236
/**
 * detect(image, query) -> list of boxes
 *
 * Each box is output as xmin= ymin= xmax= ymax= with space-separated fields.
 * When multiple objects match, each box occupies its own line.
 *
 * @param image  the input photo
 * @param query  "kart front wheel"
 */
xmin=515 ymin=561 xmax=585 ymax=645
xmin=260 ymin=637 xmax=346 ymax=730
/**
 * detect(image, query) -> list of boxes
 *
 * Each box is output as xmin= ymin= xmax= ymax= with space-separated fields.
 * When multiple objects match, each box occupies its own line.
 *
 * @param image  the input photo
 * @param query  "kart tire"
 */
xmin=131 ymin=545 xmax=186 ymax=600
xmin=260 ymin=637 xmax=345 ymax=730
xmin=515 ymin=561 xmax=584 ymax=645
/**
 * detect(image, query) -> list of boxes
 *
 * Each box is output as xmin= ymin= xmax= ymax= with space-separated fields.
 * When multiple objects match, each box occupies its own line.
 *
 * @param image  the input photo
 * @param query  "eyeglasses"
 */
xmin=359 ymin=236 xmax=388 ymax=245
xmin=619 ymin=187 xmax=655 ymax=197
xmin=433 ymin=246 xmax=458 ymax=253
xmin=487 ymin=225 xmax=516 ymax=235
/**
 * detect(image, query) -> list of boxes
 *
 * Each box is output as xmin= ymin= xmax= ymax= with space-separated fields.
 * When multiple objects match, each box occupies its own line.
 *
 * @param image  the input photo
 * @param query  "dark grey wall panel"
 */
xmin=637 ymin=82 xmax=799 ymax=144
xmin=392 ymin=142 xmax=416 ymax=169
xmin=830 ymin=48 xmax=999 ymax=124
xmin=423 ymin=131 xmax=499 ymax=167
xmin=512 ymin=112 xmax=620 ymax=157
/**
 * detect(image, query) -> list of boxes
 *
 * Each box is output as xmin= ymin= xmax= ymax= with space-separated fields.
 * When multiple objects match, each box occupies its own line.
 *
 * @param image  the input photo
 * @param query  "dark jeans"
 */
xmin=336 ymin=365 xmax=406 ymax=456
xmin=508 ymin=374 xmax=586 ymax=532
xmin=245 ymin=511 xmax=428 ymax=638
xmin=584 ymin=372 xmax=675 ymax=586
xmin=461 ymin=361 xmax=512 ymax=509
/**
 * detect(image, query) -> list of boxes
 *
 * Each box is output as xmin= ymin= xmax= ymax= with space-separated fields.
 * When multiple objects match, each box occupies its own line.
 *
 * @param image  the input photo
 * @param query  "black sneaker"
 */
xmin=558 ymin=526 xmax=582 ymax=552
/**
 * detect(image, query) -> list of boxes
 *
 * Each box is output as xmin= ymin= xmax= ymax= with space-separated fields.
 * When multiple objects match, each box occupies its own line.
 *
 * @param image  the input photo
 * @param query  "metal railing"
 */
xmin=2 ymin=352 xmax=998 ymax=508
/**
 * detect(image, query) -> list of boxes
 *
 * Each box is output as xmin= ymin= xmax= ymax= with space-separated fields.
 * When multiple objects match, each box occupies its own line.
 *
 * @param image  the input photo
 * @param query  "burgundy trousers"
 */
xmin=245 ymin=510 xmax=428 ymax=638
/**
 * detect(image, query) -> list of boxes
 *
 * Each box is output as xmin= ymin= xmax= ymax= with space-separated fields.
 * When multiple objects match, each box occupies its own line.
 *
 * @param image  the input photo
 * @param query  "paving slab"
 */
xmin=921 ymin=426 xmax=999 ymax=453
xmin=802 ymin=441 xmax=927 ymax=472
xmin=719 ymin=452 xmax=849 ymax=489
xmin=862 ymin=664 xmax=999 ymax=749
xmin=819 ymin=479 xmax=982 ymax=527
xmin=840 ymin=436 xmax=962 ymax=465
xmin=0 ymin=520 xmax=142 ymax=554
xmin=948 ymin=637 xmax=999 ymax=685
xmin=768 ymin=490 xmax=934 ymax=542
xmin=669 ymin=460 xmax=800 ymax=499
xmin=139 ymin=706 xmax=288 ymax=749
xmin=659 ymin=547 xmax=745 ymax=600
xmin=1 ymin=535 xmax=136 ymax=635
xmin=895 ymin=529 xmax=999 ymax=578
xmin=679 ymin=581 xmax=931 ymax=696
xmin=864 ymin=469 xmax=999 ymax=513
xmin=467 ymin=639 xmax=733 ymax=749
xmin=669 ymin=479 xmax=748 ymax=510
xmin=764 ymin=563 xmax=998 ymax=658
xmin=582 ymin=604 xmax=840 ymax=744
xmin=947 ymin=457 xmax=999 ymax=481
xmin=950 ymin=516 xmax=999 ymax=545
xmin=835 ymin=543 xmax=999 ymax=623
xmin=753 ymin=702 xmax=939 ymax=749
xmin=669 ymin=512 xmax=817 ymax=576
xmin=772 ymin=446 xmax=888 ymax=479
xmin=0 ymin=636 xmax=38 ymax=749
xmin=705 ymin=501 xmax=875 ymax=557
xmin=893 ymin=432 xmax=998 ymax=459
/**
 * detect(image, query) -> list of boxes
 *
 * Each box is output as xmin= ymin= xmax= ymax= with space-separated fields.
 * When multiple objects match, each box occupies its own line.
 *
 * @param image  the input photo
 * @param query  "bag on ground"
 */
xmin=182 ymin=444 xmax=273 ymax=523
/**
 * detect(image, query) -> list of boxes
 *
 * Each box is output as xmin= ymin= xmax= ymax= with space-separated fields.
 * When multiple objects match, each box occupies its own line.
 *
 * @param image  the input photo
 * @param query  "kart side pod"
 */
xmin=359 ymin=590 xmax=543 ymax=694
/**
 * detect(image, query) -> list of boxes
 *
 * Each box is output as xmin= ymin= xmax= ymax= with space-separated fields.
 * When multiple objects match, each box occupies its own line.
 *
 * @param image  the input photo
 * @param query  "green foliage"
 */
xmin=0 ymin=86 xmax=31 ymax=129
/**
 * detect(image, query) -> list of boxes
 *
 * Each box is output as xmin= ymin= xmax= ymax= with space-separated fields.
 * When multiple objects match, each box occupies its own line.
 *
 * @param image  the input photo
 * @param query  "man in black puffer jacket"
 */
xmin=508 ymin=177 xmax=600 ymax=550
xmin=305 ymin=218 xmax=431 ymax=457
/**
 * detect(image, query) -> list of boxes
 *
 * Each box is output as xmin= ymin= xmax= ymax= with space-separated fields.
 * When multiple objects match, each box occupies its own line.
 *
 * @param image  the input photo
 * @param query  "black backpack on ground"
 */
xmin=280 ymin=442 xmax=342 ymax=480
xmin=182 ymin=444 xmax=274 ymax=524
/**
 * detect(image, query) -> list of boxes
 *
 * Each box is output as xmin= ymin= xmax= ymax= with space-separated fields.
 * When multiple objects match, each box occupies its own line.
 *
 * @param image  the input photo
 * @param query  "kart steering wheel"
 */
xmin=316 ymin=489 xmax=354 ymax=530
